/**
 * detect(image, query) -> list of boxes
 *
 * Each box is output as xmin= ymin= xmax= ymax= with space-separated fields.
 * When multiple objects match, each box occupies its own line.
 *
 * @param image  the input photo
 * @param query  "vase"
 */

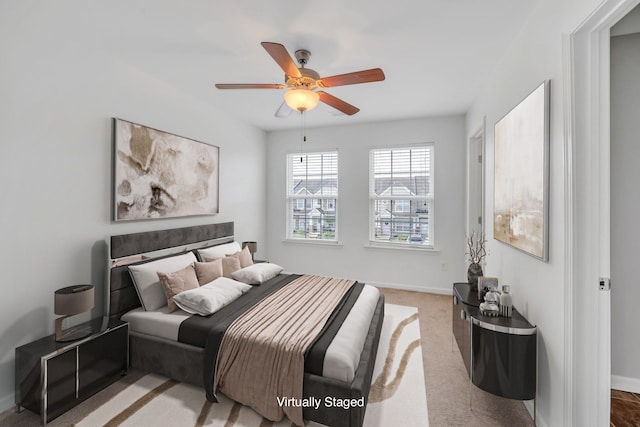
xmin=467 ymin=262 xmax=483 ymax=286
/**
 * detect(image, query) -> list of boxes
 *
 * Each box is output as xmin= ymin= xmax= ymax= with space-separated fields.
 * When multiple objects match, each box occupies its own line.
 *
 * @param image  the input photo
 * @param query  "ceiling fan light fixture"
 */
xmin=284 ymin=88 xmax=320 ymax=112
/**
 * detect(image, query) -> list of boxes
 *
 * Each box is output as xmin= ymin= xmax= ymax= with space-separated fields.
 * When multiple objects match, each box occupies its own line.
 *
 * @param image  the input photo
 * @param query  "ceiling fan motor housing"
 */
xmin=286 ymin=67 xmax=320 ymax=88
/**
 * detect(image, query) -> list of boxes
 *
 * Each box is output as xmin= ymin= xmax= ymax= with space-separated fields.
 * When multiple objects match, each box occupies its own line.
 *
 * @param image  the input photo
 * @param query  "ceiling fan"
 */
xmin=215 ymin=42 xmax=385 ymax=117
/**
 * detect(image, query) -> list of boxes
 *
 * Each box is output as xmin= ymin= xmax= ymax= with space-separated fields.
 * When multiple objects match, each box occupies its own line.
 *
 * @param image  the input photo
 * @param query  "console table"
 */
xmin=452 ymin=282 xmax=537 ymax=403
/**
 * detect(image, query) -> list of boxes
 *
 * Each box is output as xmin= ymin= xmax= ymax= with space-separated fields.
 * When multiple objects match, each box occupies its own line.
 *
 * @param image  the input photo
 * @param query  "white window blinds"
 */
xmin=286 ymin=151 xmax=338 ymax=241
xmin=369 ymin=145 xmax=434 ymax=247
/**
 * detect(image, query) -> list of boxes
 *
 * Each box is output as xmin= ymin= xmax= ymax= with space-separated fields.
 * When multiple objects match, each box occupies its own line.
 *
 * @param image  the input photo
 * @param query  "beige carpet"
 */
xmin=380 ymin=288 xmax=535 ymax=427
xmin=0 ymin=287 xmax=534 ymax=427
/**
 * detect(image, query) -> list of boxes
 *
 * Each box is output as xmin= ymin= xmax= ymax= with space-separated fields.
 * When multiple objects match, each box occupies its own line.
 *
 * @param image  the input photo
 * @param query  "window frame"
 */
xmin=286 ymin=150 xmax=339 ymax=243
xmin=368 ymin=143 xmax=435 ymax=249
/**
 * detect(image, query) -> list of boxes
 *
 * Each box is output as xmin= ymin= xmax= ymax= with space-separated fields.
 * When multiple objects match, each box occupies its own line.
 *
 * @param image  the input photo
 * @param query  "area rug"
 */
xmin=74 ymin=304 xmax=428 ymax=427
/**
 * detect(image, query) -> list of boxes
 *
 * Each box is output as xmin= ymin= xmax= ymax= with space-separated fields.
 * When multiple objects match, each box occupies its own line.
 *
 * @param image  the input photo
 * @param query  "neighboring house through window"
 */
xmin=287 ymin=151 xmax=338 ymax=241
xmin=370 ymin=145 xmax=434 ymax=247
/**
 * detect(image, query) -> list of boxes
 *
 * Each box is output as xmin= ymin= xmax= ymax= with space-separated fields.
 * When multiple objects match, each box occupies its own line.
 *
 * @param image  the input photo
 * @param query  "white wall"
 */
xmin=0 ymin=5 xmax=266 ymax=412
xmin=610 ymin=32 xmax=640 ymax=392
xmin=265 ymin=116 xmax=466 ymax=294
xmin=465 ymin=0 xmax=602 ymax=425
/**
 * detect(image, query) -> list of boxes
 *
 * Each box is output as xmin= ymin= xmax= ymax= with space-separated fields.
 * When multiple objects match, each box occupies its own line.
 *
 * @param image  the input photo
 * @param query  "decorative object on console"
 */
xmin=477 ymin=276 xmax=499 ymax=301
xmin=242 ymin=241 xmax=257 ymax=261
xmin=113 ymin=118 xmax=220 ymax=221
xmin=479 ymin=286 xmax=500 ymax=317
xmin=54 ymin=285 xmax=95 ymax=342
xmin=466 ymin=232 xmax=486 ymax=287
xmin=494 ymin=80 xmax=550 ymax=261
xmin=467 ymin=263 xmax=483 ymax=287
xmin=500 ymin=285 xmax=513 ymax=317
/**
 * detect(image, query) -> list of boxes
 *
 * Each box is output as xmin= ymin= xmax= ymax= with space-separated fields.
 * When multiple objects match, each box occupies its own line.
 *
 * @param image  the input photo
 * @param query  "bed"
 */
xmin=104 ymin=222 xmax=384 ymax=427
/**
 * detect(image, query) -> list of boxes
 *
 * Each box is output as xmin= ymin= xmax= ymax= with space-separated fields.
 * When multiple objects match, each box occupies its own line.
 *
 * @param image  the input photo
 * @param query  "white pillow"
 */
xmin=128 ymin=252 xmax=197 ymax=311
xmin=173 ymin=277 xmax=252 ymax=316
xmin=197 ymin=242 xmax=242 ymax=260
xmin=231 ymin=263 xmax=283 ymax=285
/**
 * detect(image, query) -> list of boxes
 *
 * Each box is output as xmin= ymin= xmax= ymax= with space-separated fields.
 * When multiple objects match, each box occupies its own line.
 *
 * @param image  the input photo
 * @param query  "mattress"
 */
xmin=122 ymin=284 xmax=380 ymax=382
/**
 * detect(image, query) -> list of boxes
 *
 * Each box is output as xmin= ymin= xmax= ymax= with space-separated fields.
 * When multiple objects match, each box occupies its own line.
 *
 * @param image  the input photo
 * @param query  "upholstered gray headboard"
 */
xmin=106 ymin=222 xmax=234 ymax=321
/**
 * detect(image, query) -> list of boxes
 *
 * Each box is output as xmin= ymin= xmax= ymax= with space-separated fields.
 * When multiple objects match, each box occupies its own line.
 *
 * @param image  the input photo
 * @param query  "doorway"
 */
xmin=569 ymin=0 xmax=640 ymax=425
xmin=609 ymin=8 xmax=640 ymax=425
xmin=466 ymin=123 xmax=485 ymax=238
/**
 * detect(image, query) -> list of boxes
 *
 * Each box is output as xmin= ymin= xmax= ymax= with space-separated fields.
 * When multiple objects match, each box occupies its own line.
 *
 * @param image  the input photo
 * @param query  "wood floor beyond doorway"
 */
xmin=611 ymin=389 xmax=640 ymax=427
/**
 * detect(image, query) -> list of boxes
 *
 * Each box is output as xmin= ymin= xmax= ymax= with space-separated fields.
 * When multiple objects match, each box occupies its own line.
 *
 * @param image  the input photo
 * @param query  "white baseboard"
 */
xmin=611 ymin=375 xmax=640 ymax=393
xmin=364 ymin=280 xmax=453 ymax=296
xmin=523 ymin=400 xmax=547 ymax=427
xmin=279 ymin=271 xmax=454 ymax=296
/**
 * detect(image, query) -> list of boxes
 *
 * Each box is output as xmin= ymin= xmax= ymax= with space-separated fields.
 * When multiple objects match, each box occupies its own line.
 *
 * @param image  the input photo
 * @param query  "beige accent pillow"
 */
xmin=222 ymin=254 xmax=242 ymax=278
xmin=194 ymin=258 xmax=224 ymax=285
xmin=128 ymin=252 xmax=198 ymax=311
xmin=157 ymin=264 xmax=200 ymax=312
xmin=203 ymin=254 xmax=242 ymax=278
xmin=236 ymin=246 xmax=254 ymax=268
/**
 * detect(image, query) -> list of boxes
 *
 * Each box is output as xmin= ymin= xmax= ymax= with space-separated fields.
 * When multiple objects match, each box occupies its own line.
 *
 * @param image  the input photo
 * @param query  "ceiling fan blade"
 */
xmin=317 ymin=91 xmax=360 ymax=115
xmin=275 ymin=101 xmax=293 ymax=118
xmin=215 ymin=83 xmax=285 ymax=89
xmin=261 ymin=42 xmax=301 ymax=78
xmin=318 ymin=68 xmax=385 ymax=88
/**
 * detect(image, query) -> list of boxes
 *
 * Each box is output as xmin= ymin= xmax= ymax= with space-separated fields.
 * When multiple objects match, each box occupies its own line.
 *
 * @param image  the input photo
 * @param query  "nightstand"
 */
xmin=15 ymin=318 xmax=128 ymax=425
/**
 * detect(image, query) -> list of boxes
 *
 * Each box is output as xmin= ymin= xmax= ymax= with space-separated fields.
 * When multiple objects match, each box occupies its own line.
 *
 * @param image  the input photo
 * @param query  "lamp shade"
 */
xmin=55 ymin=285 xmax=95 ymax=316
xmin=242 ymin=241 xmax=257 ymax=254
xmin=284 ymin=88 xmax=320 ymax=112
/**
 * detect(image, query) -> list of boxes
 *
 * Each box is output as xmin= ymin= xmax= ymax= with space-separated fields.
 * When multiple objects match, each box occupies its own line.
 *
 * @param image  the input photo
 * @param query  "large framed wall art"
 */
xmin=493 ymin=80 xmax=549 ymax=261
xmin=113 ymin=118 xmax=219 ymax=221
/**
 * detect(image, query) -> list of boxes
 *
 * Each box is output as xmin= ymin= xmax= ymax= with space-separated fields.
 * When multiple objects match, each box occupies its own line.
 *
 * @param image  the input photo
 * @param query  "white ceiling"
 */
xmin=90 ymin=0 xmax=540 ymax=131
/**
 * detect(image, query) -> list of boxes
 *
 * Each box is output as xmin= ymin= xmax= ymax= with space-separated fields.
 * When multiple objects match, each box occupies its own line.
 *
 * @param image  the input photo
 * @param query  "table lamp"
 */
xmin=54 ymin=285 xmax=95 ymax=342
xmin=242 ymin=241 xmax=257 ymax=261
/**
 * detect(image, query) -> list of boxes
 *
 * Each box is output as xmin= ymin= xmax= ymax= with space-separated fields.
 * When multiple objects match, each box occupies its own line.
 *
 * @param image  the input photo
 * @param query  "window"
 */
xmin=287 ymin=151 xmax=338 ymax=241
xmin=370 ymin=145 xmax=434 ymax=247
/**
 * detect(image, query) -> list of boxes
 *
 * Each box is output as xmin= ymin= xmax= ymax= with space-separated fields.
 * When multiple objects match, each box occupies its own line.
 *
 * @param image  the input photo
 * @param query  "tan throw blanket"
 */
xmin=212 ymin=274 xmax=356 ymax=426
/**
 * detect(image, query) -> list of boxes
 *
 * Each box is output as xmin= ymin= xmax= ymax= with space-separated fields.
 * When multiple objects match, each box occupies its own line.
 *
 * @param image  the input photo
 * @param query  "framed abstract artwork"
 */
xmin=113 ymin=118 xmax=219 ymax=221
xmin=493 ymin=81 xmax=550 ymax=261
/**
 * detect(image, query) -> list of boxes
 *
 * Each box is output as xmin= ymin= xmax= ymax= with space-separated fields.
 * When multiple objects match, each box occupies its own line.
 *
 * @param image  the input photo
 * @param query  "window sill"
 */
xmin=364 ymin=241 xmax=440 ymax=253
xmin=282 ymin=238 xmax=343 ymax=247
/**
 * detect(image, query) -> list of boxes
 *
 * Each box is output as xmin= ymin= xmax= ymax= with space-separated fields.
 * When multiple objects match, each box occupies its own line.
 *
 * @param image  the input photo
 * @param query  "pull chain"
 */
xmin=299 ymin=111 xmax=306 ymax=162
xmin=303 ymin=110 xmax=307 ymax=143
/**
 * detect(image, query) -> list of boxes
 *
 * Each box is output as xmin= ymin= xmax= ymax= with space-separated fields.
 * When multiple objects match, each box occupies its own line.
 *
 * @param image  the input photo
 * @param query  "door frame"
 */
xmin=567 ymin=0 xmax=640 ymax=425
